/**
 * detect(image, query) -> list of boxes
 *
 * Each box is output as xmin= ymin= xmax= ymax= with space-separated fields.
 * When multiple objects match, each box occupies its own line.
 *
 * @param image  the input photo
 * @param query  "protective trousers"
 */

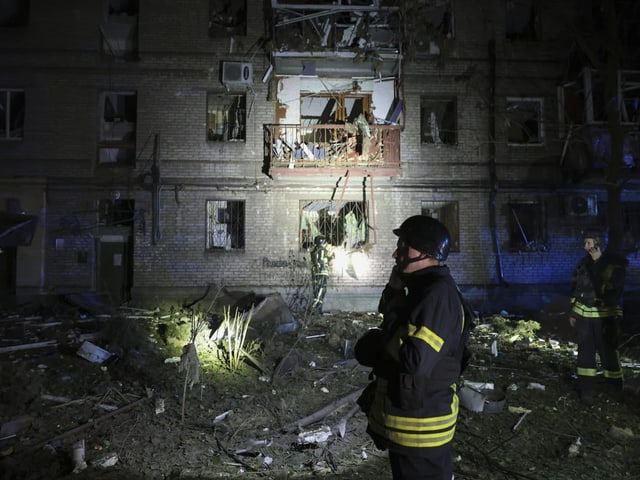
xmin=388 ymin=444 xmax=453 ymax=480
xmin=575 ymin=315 xmax=623 ymax=393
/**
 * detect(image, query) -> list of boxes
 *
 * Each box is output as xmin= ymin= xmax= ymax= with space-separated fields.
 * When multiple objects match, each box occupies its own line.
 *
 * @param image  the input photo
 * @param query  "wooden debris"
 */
xmin=281 ymin=386 xmax=365 ymax=433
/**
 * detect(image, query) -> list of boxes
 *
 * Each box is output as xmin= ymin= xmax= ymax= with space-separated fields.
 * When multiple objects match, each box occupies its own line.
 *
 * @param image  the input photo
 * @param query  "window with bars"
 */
xmin=207 ymin=93 xmax=246 ymax=141
xmin=421 ymin=201 xmax=460 ymax=252
xmin=300 ymin=200 xmax=369 ymax=251
xmin=506 ymin=97 xmax=544 ymax=145
xmin=0 ymin=89 xmax=25 ymax=140
xmin=98 ymin=91 xmax=137 ymax=166
xmin=206 ymin=200 xmax=245 ymax=250
xmin=420 ymin=97 xmax=457 ymax=145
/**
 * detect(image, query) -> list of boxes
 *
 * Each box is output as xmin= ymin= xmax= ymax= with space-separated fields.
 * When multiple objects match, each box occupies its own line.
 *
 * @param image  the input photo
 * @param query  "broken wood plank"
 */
xmin=23 ymin=396 xmax=149 ymax=454
xmin=281 ymin=386 xmax=365 ymax=433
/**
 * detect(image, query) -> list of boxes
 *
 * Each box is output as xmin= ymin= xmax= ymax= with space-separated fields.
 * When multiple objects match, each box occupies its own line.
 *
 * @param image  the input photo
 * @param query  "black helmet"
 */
xmin=393 ymin=215 xmax=451 ymax=261
xmin=314 ymin=235 xmax=326 ymax=247
xmin=582 ymin=227 xmax=606 ymax=248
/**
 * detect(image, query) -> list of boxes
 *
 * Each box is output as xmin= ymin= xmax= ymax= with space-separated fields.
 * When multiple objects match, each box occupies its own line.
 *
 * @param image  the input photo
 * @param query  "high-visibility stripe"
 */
xmin=604 ymin=369 xmax=623 ymax=380
xmin=571 ymin=301 xmax=622 ymax=318
xmin=407 ymin=324 xmax=444 ymax=352
xmin=367 ymin=391 xmax=458 ymax=448
xmin=385 ymin=426 xmax=456 ymax=448
xmin=577 ymin=367 xmax=597 ymax=377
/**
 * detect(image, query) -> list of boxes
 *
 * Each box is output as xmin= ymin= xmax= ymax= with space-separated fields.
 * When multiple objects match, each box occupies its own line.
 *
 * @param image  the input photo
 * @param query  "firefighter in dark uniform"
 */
xmin=354 ymin=215 xmax=463 ymax=480
xmin=310 ymin=234 xmax=334 ymax=315
xmin=569 ymin=228 xmax=628 ymax=404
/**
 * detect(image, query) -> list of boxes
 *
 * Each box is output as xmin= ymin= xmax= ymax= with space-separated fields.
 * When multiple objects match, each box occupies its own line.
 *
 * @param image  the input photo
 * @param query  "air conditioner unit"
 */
xmin=221 ymin=61 xmax=253 ymax=88
xmin=566 ymin=194 xmax=598 ymax=216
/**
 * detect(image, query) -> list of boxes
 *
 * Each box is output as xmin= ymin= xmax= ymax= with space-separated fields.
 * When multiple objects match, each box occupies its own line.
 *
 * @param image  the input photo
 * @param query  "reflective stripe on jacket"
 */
xmin=366 ymin=265 xmax=463 ymax=455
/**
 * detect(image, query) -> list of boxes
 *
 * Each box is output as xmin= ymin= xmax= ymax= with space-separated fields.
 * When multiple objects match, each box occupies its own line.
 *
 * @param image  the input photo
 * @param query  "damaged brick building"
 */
xmin=1 ymin=0 xmax=639 ymax=316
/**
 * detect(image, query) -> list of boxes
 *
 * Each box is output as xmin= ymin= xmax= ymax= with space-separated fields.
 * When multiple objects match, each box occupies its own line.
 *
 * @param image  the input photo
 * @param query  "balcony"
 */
xmin=262 ymin=123 xmax=401 ymax=177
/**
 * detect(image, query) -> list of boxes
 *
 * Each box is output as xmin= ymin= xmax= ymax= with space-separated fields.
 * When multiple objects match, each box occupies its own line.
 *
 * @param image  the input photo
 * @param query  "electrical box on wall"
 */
xmin=221 ymin=61 xmax=253 ymax=89
xmin=566 ymin=194 xmax=598 ymax=216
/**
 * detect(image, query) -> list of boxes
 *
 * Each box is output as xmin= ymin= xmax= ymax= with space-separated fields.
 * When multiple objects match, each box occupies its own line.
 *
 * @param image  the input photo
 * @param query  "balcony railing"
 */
xmin=263 ymin=123 xmax=401 ymax=176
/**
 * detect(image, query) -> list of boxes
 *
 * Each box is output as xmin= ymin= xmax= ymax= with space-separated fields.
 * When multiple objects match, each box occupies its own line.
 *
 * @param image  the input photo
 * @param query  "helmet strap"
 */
xmin=396 ymin=243 xmax=429 ymax=272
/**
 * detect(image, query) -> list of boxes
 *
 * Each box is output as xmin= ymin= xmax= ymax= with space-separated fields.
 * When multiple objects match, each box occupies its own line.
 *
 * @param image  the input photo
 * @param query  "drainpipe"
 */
xmin=151 ymin=133 xmax=162 ymax=245
xmin=488 ymin=38 xmax=507 ymax=285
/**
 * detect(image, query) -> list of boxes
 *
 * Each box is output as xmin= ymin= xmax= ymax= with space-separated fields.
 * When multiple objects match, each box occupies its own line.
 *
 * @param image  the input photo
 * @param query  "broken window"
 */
xmin=506 ymin=97 xmax=544 ymax=145
xmin=420 ymin=97 xmax=457 ymax=145
xmin=621 ymin=201 xmax=640 ymax=254
xmin=206 ymin=200 xmax=245 ymax=250
xmin=300 ymin=200 xmax=369 ymax=251
xmin=98 ymin=91 xmax=137 ymax=166
xmin=300 ymin=93 xmax=372 ymax=126
xmin=101 ymin=0 xmax=138 ymax=59
xmin=0 ymin=89 xmax=25 ymax=140
xmin=207 ymin=93 xmax=246 ymax=141
xmin=0 ymin=0 xmax=29 ymax=26
xmin=421 ymin=201 xmax=460 ymax=252
xmin=508 ymin=201 xmax=547 ymax=252
xmin=209 ymin=0 xmax=246 ymax=37
xmin=506 ymin=0 xmax=539 ymax=41
xmin=98 ymin=199 xmax=135 ymax=227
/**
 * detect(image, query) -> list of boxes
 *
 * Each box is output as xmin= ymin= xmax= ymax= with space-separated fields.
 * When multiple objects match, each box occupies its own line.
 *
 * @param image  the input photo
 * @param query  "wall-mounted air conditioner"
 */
xmin=221 ymin=61 xmax=253 ymax=89
xmin=566 ymin=194 xmax=598 ymax=216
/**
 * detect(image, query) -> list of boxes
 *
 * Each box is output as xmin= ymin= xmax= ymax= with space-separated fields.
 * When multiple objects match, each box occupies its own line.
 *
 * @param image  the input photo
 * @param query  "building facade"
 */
xmin=1 ymin=0 xmax=639 ymax=314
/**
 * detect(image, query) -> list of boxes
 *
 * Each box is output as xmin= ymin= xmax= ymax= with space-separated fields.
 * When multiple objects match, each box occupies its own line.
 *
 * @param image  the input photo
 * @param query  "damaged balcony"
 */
xmin=263 ymin=123 xmax=400 ymax=177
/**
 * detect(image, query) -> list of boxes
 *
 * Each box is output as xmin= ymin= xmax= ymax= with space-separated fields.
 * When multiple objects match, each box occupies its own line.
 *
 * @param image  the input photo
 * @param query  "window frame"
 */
xmin=505 ymin=0 xmax=540 ymax=41
xmin=0 ymin=0 xmax=29 ymax=27
xmin=206 ymin=199 xmax=246 ymax=251
xmin=97 ymin=91 xmax=137 ymax=167
xmin=506 ymin=97 xmax=545 ymax=146
xmin=209 ymin=0 xmax=247 ymax=37
xmin=420 ymin=201 xmax=460 ymax=252
xmin=420 ymin=96 xmax=457 ymax=145
xmin=206 ymin=92 xmax=247 ymax=142
xmin=507 ymin=200 xmax=547 ymax=252
xmin=299 ymin=200 xmax=370 ymax=251
xmin=0 ymin=88 xmax=25 ymax=140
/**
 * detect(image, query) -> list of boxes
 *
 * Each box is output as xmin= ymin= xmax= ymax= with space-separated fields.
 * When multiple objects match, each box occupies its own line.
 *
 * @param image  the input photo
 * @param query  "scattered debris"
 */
xmin=76 ymin=340 xmax=113 ymax=364
xmin=297 ymin=425 xmax=332 ymax=445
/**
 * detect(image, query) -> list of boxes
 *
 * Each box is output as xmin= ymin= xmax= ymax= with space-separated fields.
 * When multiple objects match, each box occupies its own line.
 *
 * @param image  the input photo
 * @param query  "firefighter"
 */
xmin=309 ymin=234 xmax=334 ymax=315
xmin=354 ymin=215 xmax=463 ymax=480
xmin=569 ymin=228 xmax=628 ymax=405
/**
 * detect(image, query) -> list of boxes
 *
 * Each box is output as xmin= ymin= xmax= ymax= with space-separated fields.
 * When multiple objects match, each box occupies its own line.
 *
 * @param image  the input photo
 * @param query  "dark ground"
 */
xmin=1 ymin=293 xmax=640 ymax=480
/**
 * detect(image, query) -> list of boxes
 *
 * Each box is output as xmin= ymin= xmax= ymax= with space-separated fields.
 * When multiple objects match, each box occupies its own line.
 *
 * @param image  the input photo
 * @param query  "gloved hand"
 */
xmin=387 ymin=266 xmax=405 ymax=290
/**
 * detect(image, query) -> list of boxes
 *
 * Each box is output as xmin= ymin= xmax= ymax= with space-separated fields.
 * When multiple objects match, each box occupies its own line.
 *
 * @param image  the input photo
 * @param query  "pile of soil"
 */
xmin=1 ymin=295 xmax=640 ymax=479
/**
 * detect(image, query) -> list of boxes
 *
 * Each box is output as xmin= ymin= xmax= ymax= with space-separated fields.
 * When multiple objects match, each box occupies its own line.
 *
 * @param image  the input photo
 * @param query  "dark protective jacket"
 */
xmin=358 ymin=265 xmax=463 ymax=455
xmin=570 ymin=251 xmax=628 ymax=319
xmin=311 ymin=244 xmax=333 ymax=276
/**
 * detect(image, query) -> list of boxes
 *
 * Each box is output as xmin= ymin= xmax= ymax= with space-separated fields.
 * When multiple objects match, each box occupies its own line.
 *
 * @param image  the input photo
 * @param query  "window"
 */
xmin=508 ymin=201 xmax=547 ymax=252
xmin=506 ymin=97 xmax=544 ymax=145
xmin=206 ymin=200 xmax=245 ymax=250
xmin=420 ymin=97 xmax=456 ymax=145
xmin=300 ymin=200 xmax=369 ymax=251
xmin=98 ymin=91 xmax=137 ymax=166
xmin=101 ymin=0 xmax=139 ymax=59
xmin=0 ymin=0 xmax=29 ymax=27
xmin=421 ymin=201 xmax=460 ymax=252
xmin=300 ymin=93 xmax=372 ymax=125
xmin=207 ymin=93 xmax=246 ymax=141
xmin=209 ymin=0 xmax=246 ymax=37
xmin=506 ymin=0 xmax=539 ymax=41
xmin=98 ymin=199 xmax=135 ymax=227
xmin=0 ymin=89 xmax=24 ymax=140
